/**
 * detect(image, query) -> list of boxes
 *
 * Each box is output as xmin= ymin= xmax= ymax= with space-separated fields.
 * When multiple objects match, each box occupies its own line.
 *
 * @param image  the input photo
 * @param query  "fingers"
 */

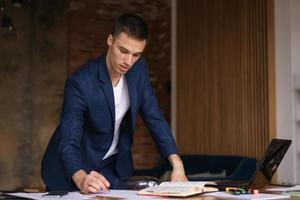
xmin=90 ymin=171 xmax=110 ymax=189
xmin=81 ymin=171 xmax=110 ymax=194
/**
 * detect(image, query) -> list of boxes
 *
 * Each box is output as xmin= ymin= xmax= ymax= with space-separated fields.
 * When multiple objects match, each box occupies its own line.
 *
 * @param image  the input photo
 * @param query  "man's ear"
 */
xmin=107 ymin=34 xmax=113 ymax=46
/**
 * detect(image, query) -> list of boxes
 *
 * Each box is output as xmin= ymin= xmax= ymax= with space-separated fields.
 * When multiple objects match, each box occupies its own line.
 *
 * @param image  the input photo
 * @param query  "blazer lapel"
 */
xmin=98 ymin=58 xmax=115 ymax=126
xmin=125 ymin=71 xmax=137 ymax=129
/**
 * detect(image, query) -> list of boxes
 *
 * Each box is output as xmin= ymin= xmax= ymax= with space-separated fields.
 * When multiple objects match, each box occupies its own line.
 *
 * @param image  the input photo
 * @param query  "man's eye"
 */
xmin=120 ymin=49 xmax=127 ymax=53
xmin=133 ymin=54 xmax=140 ymax=57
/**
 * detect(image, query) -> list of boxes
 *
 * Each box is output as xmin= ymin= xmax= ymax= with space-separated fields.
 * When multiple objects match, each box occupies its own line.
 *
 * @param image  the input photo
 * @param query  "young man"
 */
xmin=41 ymin=13 xmax=187 ymax=194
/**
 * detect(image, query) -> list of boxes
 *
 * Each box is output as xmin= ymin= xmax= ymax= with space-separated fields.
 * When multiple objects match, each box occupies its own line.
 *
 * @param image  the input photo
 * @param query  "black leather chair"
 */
xmin=134 ymin=154 xmax=257 ymax=182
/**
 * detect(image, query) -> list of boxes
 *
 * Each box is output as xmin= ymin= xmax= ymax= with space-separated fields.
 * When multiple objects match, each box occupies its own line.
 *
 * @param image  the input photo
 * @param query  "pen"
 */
xmin=225 ymin=187 xmax=238 ymax=192
xmin=247 ymin=189 xmax=259 ymax=194
xmin=225 ymin=187 xmax=246 ymax=195
xmin=225 ymin=188 xmax=240 ymax=195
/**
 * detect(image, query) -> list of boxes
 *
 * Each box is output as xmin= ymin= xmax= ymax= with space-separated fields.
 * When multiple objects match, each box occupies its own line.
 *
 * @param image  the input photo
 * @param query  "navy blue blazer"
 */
xmin=41 ymin=54 xmax=178 ymax=190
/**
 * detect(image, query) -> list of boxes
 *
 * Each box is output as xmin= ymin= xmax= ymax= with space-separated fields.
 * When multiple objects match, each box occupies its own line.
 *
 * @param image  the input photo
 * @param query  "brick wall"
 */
xmin=68 ymin=0 xmax=171 ymax=168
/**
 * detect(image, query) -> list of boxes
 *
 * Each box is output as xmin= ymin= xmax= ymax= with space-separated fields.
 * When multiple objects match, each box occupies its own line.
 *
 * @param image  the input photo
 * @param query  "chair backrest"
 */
xmin=158 ymin=154 xmax=257 ymax=181
xmin=133 ymin=154 xmax=257 ymax=182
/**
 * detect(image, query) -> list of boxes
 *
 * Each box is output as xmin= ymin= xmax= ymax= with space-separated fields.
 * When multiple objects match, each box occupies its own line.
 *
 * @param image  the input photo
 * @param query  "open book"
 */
xmin=138 ymin=181 xmax=218 ymax=197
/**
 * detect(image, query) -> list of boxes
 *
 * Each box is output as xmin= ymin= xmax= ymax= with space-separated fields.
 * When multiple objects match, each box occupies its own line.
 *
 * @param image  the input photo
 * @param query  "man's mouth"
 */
xmin=120 ymin=65 xmax=129 ymax=71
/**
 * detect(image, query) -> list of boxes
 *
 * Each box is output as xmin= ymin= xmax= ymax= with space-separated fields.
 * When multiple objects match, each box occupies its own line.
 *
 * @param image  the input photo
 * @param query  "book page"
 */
xmin=159 ymin=181 xmax=213 ymax=187
xmin=138 ymin=181 xmax=218 ymax=197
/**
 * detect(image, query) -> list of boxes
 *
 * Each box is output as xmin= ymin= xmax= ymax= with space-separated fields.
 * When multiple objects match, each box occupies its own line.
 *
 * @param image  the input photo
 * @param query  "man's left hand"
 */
xmin=168 ymin=154 xmax=188 ymax=181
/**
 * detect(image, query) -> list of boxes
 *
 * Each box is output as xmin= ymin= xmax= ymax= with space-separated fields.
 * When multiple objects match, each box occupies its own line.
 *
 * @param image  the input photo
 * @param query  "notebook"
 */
xmin=207 ymin=138 xmax=292 ymax=190
xmin=138 ymin=181 xmax=218 ymax=197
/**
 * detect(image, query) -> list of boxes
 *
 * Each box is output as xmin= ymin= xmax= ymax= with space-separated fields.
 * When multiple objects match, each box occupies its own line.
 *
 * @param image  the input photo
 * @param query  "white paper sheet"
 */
xmin=8 ymin=191 xmax=94 ymax=200
xmin=203 ymin=191 xmax=290 ymax=200
xmin=9 ymin=190 xmax=163 ymax=200
xmin=266 ymin=185 xmax=300 ymax=192
xmin=95 ymin=190 xmax=167 ymax=199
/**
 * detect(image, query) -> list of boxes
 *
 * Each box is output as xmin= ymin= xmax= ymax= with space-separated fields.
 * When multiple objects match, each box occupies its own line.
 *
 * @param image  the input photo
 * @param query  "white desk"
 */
xmin=8 ymin=190 xmax=291 ymax=200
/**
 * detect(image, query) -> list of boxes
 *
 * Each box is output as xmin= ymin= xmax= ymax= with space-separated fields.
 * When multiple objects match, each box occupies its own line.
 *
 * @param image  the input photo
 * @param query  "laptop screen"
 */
xmin=248 ymin=139 xmax=291 ymax=189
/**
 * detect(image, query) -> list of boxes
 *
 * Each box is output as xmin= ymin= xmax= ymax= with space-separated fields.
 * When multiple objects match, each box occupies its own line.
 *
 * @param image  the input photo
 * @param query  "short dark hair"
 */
xmin=112 ymin=13 xmax=148 ymax=41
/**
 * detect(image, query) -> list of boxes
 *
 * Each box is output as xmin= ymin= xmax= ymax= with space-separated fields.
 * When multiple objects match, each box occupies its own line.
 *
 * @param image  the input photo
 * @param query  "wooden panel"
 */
xmin=176 ymin=0 xmax=275 ymax=160
xmin=0 ymin=0 xmax=67 ymax=190
xmin=267 ymin=0 xmax=276 ymax=139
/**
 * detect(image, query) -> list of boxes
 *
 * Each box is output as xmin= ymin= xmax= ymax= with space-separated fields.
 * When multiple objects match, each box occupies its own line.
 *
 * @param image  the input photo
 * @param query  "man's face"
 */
xmin=106 ymin=32 xmax=146 ymax=75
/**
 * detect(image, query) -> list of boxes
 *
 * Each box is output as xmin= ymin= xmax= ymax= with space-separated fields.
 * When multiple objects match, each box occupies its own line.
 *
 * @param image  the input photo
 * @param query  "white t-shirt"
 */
xmin=103 ymin=74 xmax=130 ymax=159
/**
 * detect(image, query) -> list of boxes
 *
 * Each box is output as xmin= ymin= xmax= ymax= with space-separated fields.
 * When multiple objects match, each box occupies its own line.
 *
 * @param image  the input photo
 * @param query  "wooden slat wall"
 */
xmin=176 ymin=0 xmax=275 ymax=159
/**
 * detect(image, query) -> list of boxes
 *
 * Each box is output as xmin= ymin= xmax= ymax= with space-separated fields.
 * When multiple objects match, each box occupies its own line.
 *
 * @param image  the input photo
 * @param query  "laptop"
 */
xmin=207 ymin=138 xmax=292 ymax=190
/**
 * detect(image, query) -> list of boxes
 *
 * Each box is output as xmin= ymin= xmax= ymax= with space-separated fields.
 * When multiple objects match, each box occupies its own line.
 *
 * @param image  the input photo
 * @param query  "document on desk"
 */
xmin=8 ymin=190 xmax=162 ymax=200
xmin=92 ymin=190 xmax=162 ymax=199
xmin=7 ymin=191 xmax=94 ymax=200
xmin=266 ymin=185 xmax=300 ymax=192
xmin=204 ymin=191 xmax=290 ymax=200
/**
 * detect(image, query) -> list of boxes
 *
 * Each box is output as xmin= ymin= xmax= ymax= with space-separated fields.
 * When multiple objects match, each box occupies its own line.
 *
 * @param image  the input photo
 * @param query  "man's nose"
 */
xmin=124 ymin=55 xmax=133 ymax=66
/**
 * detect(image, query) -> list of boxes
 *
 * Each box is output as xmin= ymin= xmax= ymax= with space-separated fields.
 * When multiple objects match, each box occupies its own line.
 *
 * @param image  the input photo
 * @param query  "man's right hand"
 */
xmin=72 ymin=170 xmax=110 ymax=194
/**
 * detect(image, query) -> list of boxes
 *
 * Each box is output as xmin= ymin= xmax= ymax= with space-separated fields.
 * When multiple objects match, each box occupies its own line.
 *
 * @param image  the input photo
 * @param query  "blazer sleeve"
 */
xmin=138 ymin=63 xmax=178 ymax=158
xmin=57 ymin=76 xmax=87 ymax=179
